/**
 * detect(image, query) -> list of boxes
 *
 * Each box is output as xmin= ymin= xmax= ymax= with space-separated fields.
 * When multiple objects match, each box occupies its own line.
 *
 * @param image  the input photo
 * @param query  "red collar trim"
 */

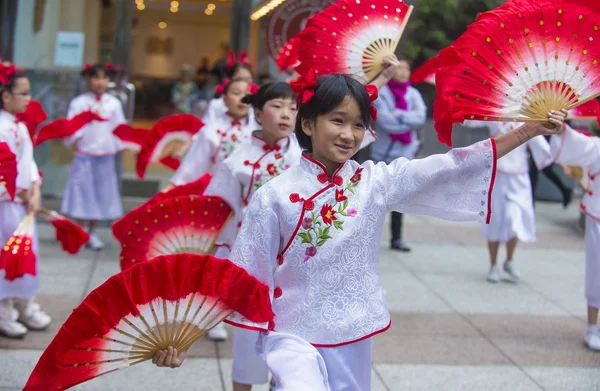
xmin=301 ymin=152 xmax=345 ymax=186
xmin=252 ymin=132 xmax=289 ymax=151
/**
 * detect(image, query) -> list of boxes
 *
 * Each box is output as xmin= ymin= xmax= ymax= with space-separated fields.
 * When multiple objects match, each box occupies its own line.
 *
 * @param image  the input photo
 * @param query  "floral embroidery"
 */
xmin=252 ymin=153 xmax=289 ymax=190
xmin=295 ymin=167 xmax=363 ymax=262
xmin=218 ymin=125 xmax=244 ymax=157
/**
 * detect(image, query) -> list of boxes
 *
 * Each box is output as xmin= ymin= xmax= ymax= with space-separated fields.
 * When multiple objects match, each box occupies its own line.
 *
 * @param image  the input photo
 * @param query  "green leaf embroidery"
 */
xmin=298 ymin=232 xmax=313 ymax=244
xmin=321 ymin=235 xmax=333 ymax=240
xmin=316 ymin=239 xmax=327 ymax=247
xmin=318 ymin=228 xmax=323 ymax=237
xmin=333 ymin=220 xmax=343 ymax=230
xmin=323 ymin=226 xmax=330 ymax=236
xmin=343 ymin=199 xmax=349 ymax=210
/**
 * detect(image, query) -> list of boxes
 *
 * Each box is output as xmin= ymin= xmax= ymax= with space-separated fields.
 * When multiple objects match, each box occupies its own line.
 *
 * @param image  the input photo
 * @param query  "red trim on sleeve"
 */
xmin=486 ymin=138 xmax=497 ymax=225
xmin=223 ymin=318 xmax=269 ymax=333
xmin=311 ymin=320 xmax=392 ymax=348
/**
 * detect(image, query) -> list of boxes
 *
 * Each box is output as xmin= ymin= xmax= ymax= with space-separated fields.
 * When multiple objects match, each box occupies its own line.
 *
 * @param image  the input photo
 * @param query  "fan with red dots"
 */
xmin=295 ymin=0 xmax=414 ymax=82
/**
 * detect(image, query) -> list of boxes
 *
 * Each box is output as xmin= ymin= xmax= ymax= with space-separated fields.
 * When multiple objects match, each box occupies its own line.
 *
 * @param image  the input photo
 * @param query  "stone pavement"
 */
xmin=1 ymin=202 xmax=599 ymax=390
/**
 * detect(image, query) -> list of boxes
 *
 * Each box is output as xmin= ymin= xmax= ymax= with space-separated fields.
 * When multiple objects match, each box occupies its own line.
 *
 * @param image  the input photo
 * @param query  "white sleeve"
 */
xmin=112 ymin=101 xmax=128 ymax=151
xmin=169 ymin=131 xmax=214 ymax=186
xmin=30 ymin=159 xmax=42 ymax=185
xmin=225 ymin=187 xmax=280 ymax=330
xmin=16 ymin=128 xmax=34 ymax=191
xmin=551 ymin=124 xmax=600 ymax=168
xmin=377 ymin=138 xmax=496 ymax=223
xmin=204 ymin=161 xmax=243 ymax=248
xmin=63 ymin=99 xmax=83 ymax=148
xmin=527 ymin=135 xmax=553 ymax=170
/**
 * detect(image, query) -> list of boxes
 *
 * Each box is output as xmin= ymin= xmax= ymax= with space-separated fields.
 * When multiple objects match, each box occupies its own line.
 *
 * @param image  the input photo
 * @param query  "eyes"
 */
xmin=331 ymin=117 xmax=364 ymax=129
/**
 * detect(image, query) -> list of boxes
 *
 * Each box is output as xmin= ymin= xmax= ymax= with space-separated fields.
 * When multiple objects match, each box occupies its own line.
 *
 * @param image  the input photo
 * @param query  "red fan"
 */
xmin=135 ymin=114 xmax=204 ymax=179
xmin=295 ymin=0 xmax=414 ymax=81
xmin=16 ymin=100 xmax=48 ymax=141
xmin=116 ymin=195 xmax=231 ymax=271
xmin=158 ymin=155 xmax=181 ymax=171
xmin=111 ymin=174 xmax=212 ymax=241
xmin=276 ymin=36 xmax=302 ymax=72
xmin=0 ymin=142 xmax=17 ymax=200
xmin=410 ymin=55 xmax=439 ymax=85
xmin=34 ymin=111 xmax=107 ymax=146
xmin=39 ymin=209 xmax=89 ymax=255
xmin=112 ymin=123 xmax=149 ymax=152
xmin=569 ymin=98 xmax=600 ymax=126
xmin=0 ymin=213 xmax=36 ymax=281
xmin=24 ymin=253 xmax=274 ymax=391
xmin=434 ymin=0 xmax=600 ymax=146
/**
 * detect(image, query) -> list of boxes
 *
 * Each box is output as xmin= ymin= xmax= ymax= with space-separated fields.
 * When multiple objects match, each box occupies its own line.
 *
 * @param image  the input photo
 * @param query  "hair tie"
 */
xmin=249 ymin=82 xmax=260 ymax=95
xmin=365 ymin=84 xmax=379 ymax=122
xmin=290 ymin=70 xmax=318 ymax=109
xmin=215 ymin=78 xmax=231 ymax=95
xmin=84 ymin=63 xmax=92 ymax=71
xmin=0 ymin=63 xmax=18 ymax=85
xmin=105 ymin=63 xmax=114 ymax=70
xmin=226 ymin=50 xmax=252 ymax=70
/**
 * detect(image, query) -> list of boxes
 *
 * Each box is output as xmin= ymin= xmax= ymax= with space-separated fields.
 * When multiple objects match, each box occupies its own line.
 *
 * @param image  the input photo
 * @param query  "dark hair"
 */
xmin=222 ymin=77 xmax=250 ymax=96
xmin=294 ymin=74 xmax=371 ymax=152
xmin=81 ymin=63 xmax=116 ymax=78
xmin=395 ymin=53 xmax=412 ymax=68
xmin=241 ymin=82 xmax=294 ymax=109
xmin=226 ymin=63 xmax=253 ymax=80
xmin=0 ymin=71 xmax=28 ymax=110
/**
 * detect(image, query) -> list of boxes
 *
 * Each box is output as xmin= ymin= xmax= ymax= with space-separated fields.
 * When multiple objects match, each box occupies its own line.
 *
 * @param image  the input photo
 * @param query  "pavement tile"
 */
xmin=524 ymin=367 xmax=600 ymax=391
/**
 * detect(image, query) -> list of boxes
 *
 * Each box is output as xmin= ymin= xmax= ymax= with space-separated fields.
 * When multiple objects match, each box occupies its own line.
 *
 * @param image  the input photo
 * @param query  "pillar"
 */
xmin=229 ymin=0 xmax=252 ymax=54
xmin=0 ymin=0 xmax=18 ymax=61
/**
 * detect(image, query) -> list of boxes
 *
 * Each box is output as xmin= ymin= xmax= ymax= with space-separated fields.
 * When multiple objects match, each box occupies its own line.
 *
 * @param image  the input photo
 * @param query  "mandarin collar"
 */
xmin=251 ymin=131 xmax=290 ymax=152
xmin=299 ymin=152 xmax=351 ymax=186
xmin=0 ymin=110 xmax=17 ymax=123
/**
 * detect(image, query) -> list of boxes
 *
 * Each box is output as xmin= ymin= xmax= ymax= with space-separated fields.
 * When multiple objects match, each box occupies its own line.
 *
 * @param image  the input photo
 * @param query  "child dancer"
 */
xmin=60 ymin=64 xmax=126 ymax=250
xmin=370 ymin=54 xmax=427 ymax=252
xmin=0 ymin=64 xmax=51 ymax=338
xmin=154 ymin=71 xmax=566 ymax=389
xmin=169 ymin=78 xmax=258 ymax=187
xmin=464 ymin=121 xmax=553 ymax=282
xmin=548 ymin=123 xmax=600 ymax=351
xmin=206 ymin=82 xmax=300 ymax=391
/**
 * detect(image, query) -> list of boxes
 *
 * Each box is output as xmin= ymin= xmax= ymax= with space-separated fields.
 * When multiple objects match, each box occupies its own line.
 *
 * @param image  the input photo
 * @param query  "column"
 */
xmin=0 ymin=0 xmax=18 ymax=61
xmin=229 ymin=0 xmax=252 ymax=53
xmin=111 ymin=0 xmax=133 ymax=71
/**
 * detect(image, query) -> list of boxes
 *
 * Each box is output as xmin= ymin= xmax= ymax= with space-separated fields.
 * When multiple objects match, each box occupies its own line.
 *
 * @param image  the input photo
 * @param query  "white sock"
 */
xmin=587 ymin=324 xmax=599 ymax=334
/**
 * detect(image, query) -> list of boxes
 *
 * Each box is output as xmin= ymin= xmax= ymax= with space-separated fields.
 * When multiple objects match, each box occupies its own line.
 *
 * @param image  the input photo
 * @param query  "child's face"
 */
xmin=255 ymin=97 xmax=297 ymax=141
xmin=232 ymin=67 xmax=253 ymax=82
xmin=303 ymin=95 xmax=366 ymax=167
xmin=88 ymin=71 xmax=109 ymax=95
xmin=2 ymin=77 xmax=31 ymax=114
xmin=392 ymin=60 xmax=411 ymax=83
xmin=223 ymin=80 xmax=250 ymax=119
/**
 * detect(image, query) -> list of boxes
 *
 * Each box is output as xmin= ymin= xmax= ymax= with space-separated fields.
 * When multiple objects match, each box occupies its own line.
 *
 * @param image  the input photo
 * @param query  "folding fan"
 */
xmin=112 ymin=123 xmax=149 ymax=152
xmin=34 ymin=111 xmax=107 ymax=146
xmin=23 ymin=253 xmax=274 ymax=391
xmin=16 ymin=100 xmax=48 ymax=141
xmin=434 ymin=0 xmax=600 ymax=146
xmin=569 ymin=98 xmax=600 ymax=125
xmin=112 ymin=174 xmax=212 ymax=241
xmin=116 ymin=195 xmax=231 ymax=271
xmin=295 ymin=0 xmax=414 ymax=82
xmin=0 ymin=213 xmax=36 ymax=281
xmin=0 ymin=142 xmax=16 ymax=200
xmin=276 ymin=36 xmax=302 ymax=72
xmin=410 ymin=55 xmax=439 ymax=85
xmin=134 ymin=114 xmax=204 ymax=179
xmin=39 ymin=209 xmax=89 ymax=255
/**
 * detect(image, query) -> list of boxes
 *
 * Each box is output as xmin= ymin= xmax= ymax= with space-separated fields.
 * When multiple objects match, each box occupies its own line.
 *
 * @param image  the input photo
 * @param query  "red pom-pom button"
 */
xmin=304 ymin=200 xmax=315 ymax=210
xmin=273 ymin=287 xmax=283 ymax=298
xmin=289 ymin=193 xmax=301 ymax=203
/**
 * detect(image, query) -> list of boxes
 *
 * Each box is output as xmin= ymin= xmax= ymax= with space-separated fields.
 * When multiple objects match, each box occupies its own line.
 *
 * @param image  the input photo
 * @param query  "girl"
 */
xmin=60 ymin=64 xmax=126 ymax=250
xmin=205 ymin=82 xmax=299 ymax=391
xmin=0 ymin=64 xmax=51 ymax=338
xmin=154 ymin=72 xmax=566 ymax=390
xmin=169 ymin=78 xmax=259 ymax=187
xmin=548 ymin=123 xmax=600 ymax=351
xmin=370 ymin=54 xmax=427 ymax=252
xmin=464 ymin=121 xmax=553 ymax=283
xmin=172 ymin=64 xmax=200 ymax=114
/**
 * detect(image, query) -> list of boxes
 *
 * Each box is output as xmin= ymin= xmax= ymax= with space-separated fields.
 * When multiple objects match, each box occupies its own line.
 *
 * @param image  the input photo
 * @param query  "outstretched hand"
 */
xmin=152 ymin=346 xmax=187 ymax=369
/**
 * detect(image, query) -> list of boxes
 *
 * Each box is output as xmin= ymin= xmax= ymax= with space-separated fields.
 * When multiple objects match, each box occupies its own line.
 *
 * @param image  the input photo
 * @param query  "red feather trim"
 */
xmin=0 ymin=214 xmax=36 ymax=281
xmin=411 ymin=56 xmax=439 ymax=85
xmin=112 ymin=124 xmax=149 ymax=152
xmin=158 ymin=155 xmax=181 ymax=171
xmin=276 ymin=37 xmax=302 ymax=72
xmin=34 ymin=111 xmax=107 ymax=146
xmin=40 ymin=210 xmax=89 ymax=255
xmin=0 ymin=142 xmax=17 ymax=200
xmin=16 ymin=100 xmax=48 ymax=141
xmin=24 ymin=253 xmax=274 ymax=391
xmin=570 ymin=98 xmax=600 ymax=126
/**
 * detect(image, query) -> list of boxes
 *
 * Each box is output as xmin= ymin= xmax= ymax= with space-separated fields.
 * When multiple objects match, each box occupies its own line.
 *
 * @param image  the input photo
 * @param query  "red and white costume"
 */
xmin=201 ymin=97 xmax=256 ymax=136
xmin=225 ymin=138 xmax=497 ymax=390
xmin=60 ymin=92 xmax=126 ymax=220
xmin=466 ymin=122 xmax=552 ymax=243
xmin=0 ymin=110 xmax=41 ymax=299
xmin=170 ymin=115 xmax=258 ymax=186
xmin=551 ymin=124 xmax=600 ymax=308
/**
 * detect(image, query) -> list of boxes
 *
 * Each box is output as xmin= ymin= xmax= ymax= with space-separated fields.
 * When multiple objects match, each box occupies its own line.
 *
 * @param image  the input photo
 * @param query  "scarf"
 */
xmin=386 ymin=80 xmax=413 ymax=144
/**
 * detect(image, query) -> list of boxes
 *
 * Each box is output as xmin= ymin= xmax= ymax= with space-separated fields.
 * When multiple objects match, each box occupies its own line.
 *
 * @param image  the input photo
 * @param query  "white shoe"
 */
xmin=15 ymin=298 xmax=51 ymax=330
xmin=0 ymin=299 xmax=27 ymax=338
xmin=86 ymin=233 xmax=105 ymax=250
xmin=503 ymin=260 xmax=520 ymax=280
xmin=487 ymin=265 xmax=500 ymax=283
xmin=207 ymin=323 xmax=228 ymax=341
xmin=585 ymin=327 xmax=600 ymax=351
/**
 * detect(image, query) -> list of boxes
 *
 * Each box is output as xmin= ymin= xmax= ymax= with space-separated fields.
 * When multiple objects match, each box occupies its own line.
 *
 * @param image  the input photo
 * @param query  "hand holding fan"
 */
xmin=295 ymin=0 xmax=414 ymax=82
xmin=34 ymin=111 xmax=107 ymax=146
xmin=434 ymin=0 xmax=600 ymax=146
xmin=0 ymin=142 xmax=17 ymax=200
xmin=24 ymin=253 xmax=274 ymax=391
xmin=115 ymin=195 xmax=232 ymax=271
xmin=0 ymin=213 xmax=36 ymax=281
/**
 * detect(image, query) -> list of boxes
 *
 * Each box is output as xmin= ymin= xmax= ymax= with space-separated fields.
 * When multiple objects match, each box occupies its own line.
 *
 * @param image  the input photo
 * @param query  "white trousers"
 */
xmin=232 ymin=328 xmax=269 ymax=385
xmin=585 ymin=216 xmax=600 ymax=308
xmin=257 ymin=332 xmax=373 ymax=391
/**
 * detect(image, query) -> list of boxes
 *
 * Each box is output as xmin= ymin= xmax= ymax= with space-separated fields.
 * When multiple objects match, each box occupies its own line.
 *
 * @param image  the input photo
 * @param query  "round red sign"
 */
xmin=266 ymin=0 xmax=336 ymax=59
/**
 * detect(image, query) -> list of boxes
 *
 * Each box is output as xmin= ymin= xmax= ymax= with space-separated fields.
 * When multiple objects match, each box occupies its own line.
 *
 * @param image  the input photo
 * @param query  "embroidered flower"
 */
xmin=254 ymin=173 xmax=262 ymax=182
xmin=283 ymin=163 xmax=291 ymax=170
xmin=320 ymin=204 xmax=337 ymax=226
xmin=302 ymin=217 xmax=313 ymax=229
xmin=275 ymin=153 xmax=283 ymax=159
xmin=335 ymin=189 xmax=347 ymax=202
xmin=346 ymin=208 xmax=357 ymax=217
xmin=350 ymin=167 xmax=363 ymax=183
xmin=267 ymin=163 xmax=278 ymax=176
xmin=231 ymin=134 xmax=238 ymax=142
xmin=304 ymin=246 xmax=317 ymax=262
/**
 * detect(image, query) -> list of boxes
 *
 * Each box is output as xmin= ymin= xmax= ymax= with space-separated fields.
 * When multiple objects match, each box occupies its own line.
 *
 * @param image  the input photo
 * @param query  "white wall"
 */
xmin=131 ymin=8 xmax=230 ymax=78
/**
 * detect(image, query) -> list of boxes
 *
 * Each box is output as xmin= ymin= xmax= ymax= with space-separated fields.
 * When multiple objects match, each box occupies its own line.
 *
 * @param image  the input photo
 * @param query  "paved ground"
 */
xmin=1 ymin=201 xmax=599 ymax=390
